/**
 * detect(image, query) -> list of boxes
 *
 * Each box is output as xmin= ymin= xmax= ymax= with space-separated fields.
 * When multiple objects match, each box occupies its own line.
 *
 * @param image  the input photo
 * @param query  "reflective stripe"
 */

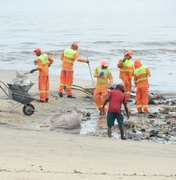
xmin=63 ymin=59 xmax=74 ymax=64
xmin=136 ymin=104 xmax=148 ymax=108
xmin=60 ymin=83 xmax=64 ymax=87
xmin=98 ymin=79 xmax=108 ymax=83
xmin=136 ymin=104 xmax=142 ymax=108
xmin=38 ymin=65 xmax=48 ymax=70
xmin=136 ymin=77 xmax=148 ymax=82
xmin=39 ymin=90 xmax=49 ymax=93
xmin=64 ymin=56 xmax=75 ymax=61
xmin=66 ymin=85 xmax=72 ymax=88
xmin=120 ymin=69 xmax=133 ymax=72
xmin=124 ymin=91 xmax=130 ymax=95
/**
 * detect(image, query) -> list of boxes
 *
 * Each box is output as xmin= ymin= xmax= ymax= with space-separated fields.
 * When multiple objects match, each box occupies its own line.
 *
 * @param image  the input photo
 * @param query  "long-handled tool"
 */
xmin=72 ymin=84 xmax=95 ymax=95
xmin=87 ymin=58 xmax=95 ymax=87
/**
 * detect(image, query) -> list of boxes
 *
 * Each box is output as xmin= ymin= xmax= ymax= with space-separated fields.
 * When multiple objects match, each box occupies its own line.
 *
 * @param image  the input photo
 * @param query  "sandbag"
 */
xmin=50 ymin=112 xmax=81 ymax=134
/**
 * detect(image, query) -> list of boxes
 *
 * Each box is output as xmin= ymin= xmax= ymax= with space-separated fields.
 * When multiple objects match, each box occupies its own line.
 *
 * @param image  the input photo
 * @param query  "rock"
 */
xmin=140 ymin=128 xmax=146 ymax=132
xmin=171 ymin=107 xmax=176 ymax=112
xmin=126 ymin=131 xmax=142 ymax=141
xmin=171 ymin=100 xmax=176 ymax=105
xmin=147 ymin=112 xmax=158 ymax=118
xmin=150 ymin=130 xmax=159 ymax=137
xmin=159 ymin=107 xmax=170 ymax=114
xmin=148 ymin=97 xmax=157 ymax=105
xmin=86 ymin=112 xmax=91 ymax=117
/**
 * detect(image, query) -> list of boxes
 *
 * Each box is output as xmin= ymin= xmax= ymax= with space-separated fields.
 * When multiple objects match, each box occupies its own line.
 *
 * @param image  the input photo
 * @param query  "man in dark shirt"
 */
xmin=103 ymin=84 xmax=129 ymax=139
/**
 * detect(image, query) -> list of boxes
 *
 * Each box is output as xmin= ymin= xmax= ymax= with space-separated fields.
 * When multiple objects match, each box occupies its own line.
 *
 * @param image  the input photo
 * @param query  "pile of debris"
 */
xmin=124 ymin=93 xmax=176 ymax=143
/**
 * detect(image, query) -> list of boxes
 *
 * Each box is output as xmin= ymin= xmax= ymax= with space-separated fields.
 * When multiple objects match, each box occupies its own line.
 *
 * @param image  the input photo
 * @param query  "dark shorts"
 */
xmin=107 ymin=112 xmax=124 ymax=128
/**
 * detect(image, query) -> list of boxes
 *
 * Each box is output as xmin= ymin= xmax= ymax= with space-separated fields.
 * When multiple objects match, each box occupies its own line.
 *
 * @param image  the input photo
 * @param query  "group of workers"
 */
xmin=30 ymin=42 xmax=151 ymax=139
xmin=95 ymin=50 xmax=151 ymax=115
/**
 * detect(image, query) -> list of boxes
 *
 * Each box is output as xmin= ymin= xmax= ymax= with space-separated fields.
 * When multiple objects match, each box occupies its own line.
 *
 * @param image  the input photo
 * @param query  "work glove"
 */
xmin=30 ymin=69 xmax=37 ymax=74
xmin=99 ymin=72 xmax=104 ymax=77
xmin=122 ymin=58 xmax=126 ymax=63
xmin=86 ymin=60 xmax=89 ymax=64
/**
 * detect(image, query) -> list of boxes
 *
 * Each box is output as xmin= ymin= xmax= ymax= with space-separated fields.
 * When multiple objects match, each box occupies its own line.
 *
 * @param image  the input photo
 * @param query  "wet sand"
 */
xmin=0 ymin=126 xmax=176 ymax=180
xmin=0 ymin=69 xmax=176 ymax=180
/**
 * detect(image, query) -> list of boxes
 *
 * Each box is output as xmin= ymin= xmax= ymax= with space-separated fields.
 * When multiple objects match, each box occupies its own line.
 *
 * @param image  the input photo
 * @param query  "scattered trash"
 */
xmin=147 ymin=112 xmax=158 ymax=118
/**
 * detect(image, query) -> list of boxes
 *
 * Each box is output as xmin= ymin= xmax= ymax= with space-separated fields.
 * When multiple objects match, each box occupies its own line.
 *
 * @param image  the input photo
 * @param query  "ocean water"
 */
xmin=0 ymin=0 xmax=176 ymax=92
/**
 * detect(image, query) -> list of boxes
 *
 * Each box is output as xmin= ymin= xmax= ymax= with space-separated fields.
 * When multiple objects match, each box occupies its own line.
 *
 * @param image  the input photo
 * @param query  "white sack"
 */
xmin=50 ymin=112 xmax=81 ymax=134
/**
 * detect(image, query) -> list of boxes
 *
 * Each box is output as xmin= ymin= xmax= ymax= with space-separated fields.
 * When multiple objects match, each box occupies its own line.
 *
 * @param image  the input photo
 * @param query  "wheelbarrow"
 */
xmin=0 ymin=80 xmax=35 ymax=116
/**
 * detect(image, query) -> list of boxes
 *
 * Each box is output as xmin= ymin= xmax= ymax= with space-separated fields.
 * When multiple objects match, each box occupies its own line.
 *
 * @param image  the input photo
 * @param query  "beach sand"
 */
xmin=0 ymin=69 xmax=176 ymax=180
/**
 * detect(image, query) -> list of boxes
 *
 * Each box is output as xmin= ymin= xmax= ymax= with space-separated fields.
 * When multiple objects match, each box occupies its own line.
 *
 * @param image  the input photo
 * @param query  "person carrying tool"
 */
xmin=134 ymin=59 xmax=151 ymax=113
xmin=94 ymin=59 xmax=113 ymax=115
xmin=58 ymin=42 xmax=89 ymax=98
xmin=103 ymin=84 xmax=129 ymax=139
xmin=117 ymin=51 xmax=134 ymax=101
xmin=30 ymin=48 xmax=54 ymax=102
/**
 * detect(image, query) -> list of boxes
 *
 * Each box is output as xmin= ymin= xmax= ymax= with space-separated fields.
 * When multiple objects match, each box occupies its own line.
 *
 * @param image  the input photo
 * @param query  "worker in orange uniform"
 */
xmin=134 ymin=59 xmax=151 ymax=113
xmin=58 ymin=42 xmax=89 ymax=98
xmin=30 ymin=48 xmax=54 ymax=102
xmin=94 ymin=59 xmax=113 ymax=115
xmin=117 ymin=51 xmax=134 ymax=101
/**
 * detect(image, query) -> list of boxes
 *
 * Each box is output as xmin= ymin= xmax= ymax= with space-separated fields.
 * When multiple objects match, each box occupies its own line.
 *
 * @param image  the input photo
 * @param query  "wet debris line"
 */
xmin=125 ymin=93 xmax=176 ymax=144
xmin=86 ymin=93 xmax=176 ymax=144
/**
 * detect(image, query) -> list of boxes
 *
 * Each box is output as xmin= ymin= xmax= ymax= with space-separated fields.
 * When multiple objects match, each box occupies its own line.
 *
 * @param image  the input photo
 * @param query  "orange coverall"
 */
xmin=58 ymin=48 xmax=87 ymax=96
xmin=37 ymin=54 xmax=53 ymax=101
xmin=93 ymin=66 xmax=113 ymax=113
xmin=134 ymin=61 xmax=151 ymax=113
xmin=117 ymin=59 xmax=133 ymax=100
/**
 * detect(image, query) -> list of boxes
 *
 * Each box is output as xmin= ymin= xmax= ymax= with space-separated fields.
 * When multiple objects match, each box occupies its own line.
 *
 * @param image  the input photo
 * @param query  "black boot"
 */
xmin=58 ymin=92 xmax=63 ymax=97
xmin=67 ymin=95 xmax=76 ymax=99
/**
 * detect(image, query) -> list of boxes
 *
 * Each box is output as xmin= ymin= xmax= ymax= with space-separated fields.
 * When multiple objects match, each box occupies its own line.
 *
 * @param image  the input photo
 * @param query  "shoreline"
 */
xmin=1 ymin=67 xmax=176 ymax=94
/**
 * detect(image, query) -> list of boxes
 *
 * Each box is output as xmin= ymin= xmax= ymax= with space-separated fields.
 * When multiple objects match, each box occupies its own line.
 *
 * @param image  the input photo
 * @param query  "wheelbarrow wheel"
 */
xmin=23 ymin=104 xmax=35 ymax=116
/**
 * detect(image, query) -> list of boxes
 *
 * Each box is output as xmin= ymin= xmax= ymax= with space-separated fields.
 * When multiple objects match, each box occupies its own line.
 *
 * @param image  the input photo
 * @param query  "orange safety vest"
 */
xmin=61 ymin=48 xmax=77 ymax=71
xmin=118 ymin=59 xmax=133 ymax=80
xmin=134 ymin=66 xmax=151 ymax=88
xmin=95 ymin=66 xmax=113 ymax=90
xmin=37 ymin=54 xmax=49 ymax=76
